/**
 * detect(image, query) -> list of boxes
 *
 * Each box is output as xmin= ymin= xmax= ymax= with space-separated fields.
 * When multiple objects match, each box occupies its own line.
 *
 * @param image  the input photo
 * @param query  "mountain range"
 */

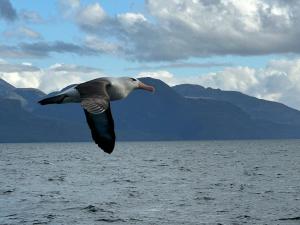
xmin=1 ymin=77 xmax=300 ymax=143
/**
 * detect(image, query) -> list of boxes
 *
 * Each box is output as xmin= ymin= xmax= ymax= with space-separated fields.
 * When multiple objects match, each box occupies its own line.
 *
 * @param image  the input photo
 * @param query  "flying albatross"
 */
xmin=38 ymin=77 xmax=155 ymax=154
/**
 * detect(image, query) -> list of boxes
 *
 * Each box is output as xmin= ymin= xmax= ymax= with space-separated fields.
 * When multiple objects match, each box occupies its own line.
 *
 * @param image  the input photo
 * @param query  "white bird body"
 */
xmin=105 ymin=77 xmax=134 ymax=100
xmin=39 ymin=76 xmax=154 ymax=154
xmin=57 ymin=77 xmax=142 ymax=103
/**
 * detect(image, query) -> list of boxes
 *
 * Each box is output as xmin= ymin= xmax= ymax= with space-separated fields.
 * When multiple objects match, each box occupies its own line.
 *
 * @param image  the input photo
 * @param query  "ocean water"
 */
xmin=0 ymin=140 xmax=300 ymax=225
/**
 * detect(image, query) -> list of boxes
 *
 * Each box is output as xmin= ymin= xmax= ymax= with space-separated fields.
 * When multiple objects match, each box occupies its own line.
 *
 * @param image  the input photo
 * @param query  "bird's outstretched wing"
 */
xmin=76 ymin=78 xmax=110 ymax=114
xmin=76 ymin=78 xmax=115 ymax=153
xmin=81 ymin=98 xmax=108 ymax=114
xmin=84 ymin=107 xmax=115 ymax=154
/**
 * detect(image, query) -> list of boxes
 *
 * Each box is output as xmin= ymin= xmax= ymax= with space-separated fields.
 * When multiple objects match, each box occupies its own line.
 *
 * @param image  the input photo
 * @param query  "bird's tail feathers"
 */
xmin=38 ymin=94 xmax=66 ymax=105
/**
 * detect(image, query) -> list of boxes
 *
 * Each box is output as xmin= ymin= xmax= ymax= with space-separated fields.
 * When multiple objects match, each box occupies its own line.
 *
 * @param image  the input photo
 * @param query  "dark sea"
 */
xmin=0 ymin=140 xmax=300 ymax=225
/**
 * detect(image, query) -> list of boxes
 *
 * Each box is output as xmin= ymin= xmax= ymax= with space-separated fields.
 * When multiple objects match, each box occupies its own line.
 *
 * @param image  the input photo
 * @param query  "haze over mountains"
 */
xmin=1 ymin=77 xmax=300 ymax=143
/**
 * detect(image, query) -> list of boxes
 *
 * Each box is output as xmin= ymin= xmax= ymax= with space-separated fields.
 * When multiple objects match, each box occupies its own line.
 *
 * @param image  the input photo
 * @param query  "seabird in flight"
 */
xmin=38 ymin=77 xmax=155 ymax=154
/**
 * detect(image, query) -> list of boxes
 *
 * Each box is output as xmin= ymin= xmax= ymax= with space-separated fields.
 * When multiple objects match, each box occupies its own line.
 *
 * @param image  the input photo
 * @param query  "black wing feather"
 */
xmin=84 ymin=106 xmax=115 ymax=154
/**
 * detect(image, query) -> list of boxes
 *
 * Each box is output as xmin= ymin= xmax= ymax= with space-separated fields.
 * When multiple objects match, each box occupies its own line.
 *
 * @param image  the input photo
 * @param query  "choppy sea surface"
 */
xmin=0 ymin=140 xmax=300 ymax=225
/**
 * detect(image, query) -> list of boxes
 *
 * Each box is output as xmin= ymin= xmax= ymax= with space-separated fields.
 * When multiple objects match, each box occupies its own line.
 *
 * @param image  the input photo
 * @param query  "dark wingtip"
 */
xmin=38 ymin=99 xmax=47 ymax=105
xmin=97 ymin=141 xmax=115 ymax=154
xmin=38 ymin=95 xmax=66 ymax=105
xmin=84 ymin=108 xmax=115 ymax=155
xmin=104 ymin=149 xmax=113 ymax=154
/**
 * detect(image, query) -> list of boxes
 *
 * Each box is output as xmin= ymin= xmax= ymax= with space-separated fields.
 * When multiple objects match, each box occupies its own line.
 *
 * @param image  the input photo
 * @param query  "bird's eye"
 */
xmin=130 ymin=78 xmax=137 ymax=81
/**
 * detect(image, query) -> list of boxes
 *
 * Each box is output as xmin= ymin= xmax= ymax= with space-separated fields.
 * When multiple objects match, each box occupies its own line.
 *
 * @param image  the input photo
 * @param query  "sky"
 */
xmin=1 ymin=0 xmax=300 ymax=109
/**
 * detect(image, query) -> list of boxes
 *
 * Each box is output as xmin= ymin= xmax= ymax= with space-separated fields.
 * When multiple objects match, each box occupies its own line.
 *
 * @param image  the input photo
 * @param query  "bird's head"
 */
xmin=127 ymin=77 xmax=155 ymax=92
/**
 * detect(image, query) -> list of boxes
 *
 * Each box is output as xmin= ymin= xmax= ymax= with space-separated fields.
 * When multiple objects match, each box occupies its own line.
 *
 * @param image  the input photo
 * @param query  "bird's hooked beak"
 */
xmin=138 ymin=81 xmax=155 ymax=92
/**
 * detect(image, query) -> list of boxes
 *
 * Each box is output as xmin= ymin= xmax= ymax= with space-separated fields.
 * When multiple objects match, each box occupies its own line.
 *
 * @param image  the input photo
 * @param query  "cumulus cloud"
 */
xmin=137 ymin=58 xmax=300 ymax=110
xmin=84 ymin=35 xmax=121 ymax=54
xmin=3 ymin=26 xmax=42 ymax=39
xmin=2 ymin=58 xmax=300 ymax=110
xmin=19 ymin=27 xmax=41 ymax=39
xmin=0 ymin=1 xmax=43 ymax=24
xmin=38 ymin=64 xmax=103 ymax=92
xmin=0 ymin=0 xmax=17 ymax=22
xmin=0 ymin=42 xmax=80 ymax=58
xmin=137 ymin=70 xmax=177 ymax=85
xmin=2 ymin=0 xmax=300 ymax=61
xmin=20 ymin=41 xmax=87 ymax=57
xmin=117 ymin=13 xmax=147 ymax=27
xmin=76 ymin=3 xmax=106 ymax=30
xmin=70 ymin=0 xmax=300 ymax=61
xmin=58 ymin=0 xmax=81 ymax=18
xmin=126 ymin=62 xmax=233 ymax=71
xmin=20 ymin=10 xmax=44 ymax=23
xmin=0 ymin=60 xmax=39 ymax=72
xmin=0 ymin=39 xmax=121 ymax=58
xmin=59 ymin=0 xmax=80 ymax=9
xmin=0 ymin=61 xmax=104 ymax=92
